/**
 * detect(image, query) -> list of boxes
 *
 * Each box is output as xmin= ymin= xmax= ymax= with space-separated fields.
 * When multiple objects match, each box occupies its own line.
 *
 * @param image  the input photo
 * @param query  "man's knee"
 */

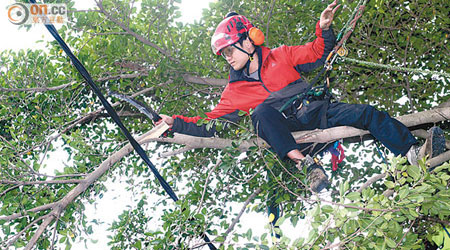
xmin=251 ymin=103 xmax=276 ymax=122
xmin=358 ymin=104 xmax=391 ymax=127
xmin=251 ymin=104 xmax=279 ymax=136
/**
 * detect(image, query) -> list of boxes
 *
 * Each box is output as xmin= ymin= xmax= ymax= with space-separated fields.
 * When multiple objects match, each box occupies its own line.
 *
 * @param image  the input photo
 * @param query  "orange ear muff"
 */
xmin=248 ymin=27 xmax=265 ymax=46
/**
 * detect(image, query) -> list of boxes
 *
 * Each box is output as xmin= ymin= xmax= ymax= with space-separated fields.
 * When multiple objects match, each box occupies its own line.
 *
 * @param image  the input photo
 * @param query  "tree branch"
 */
xmin=0 ymin=179 xmax=84 ymax=185
xmin=0 ymin=81 xmax=77 ymax=93
xmin=197 ymin=160 xmax=222 ymax=214
xmin=0 ymin=202 xmax=58 ymax=221
xmin=18 ymin=122 xmax=169 ymax=249
xmin=357 ymin=173 xmax=387 ymax=193
xmin=97 ymin=1 xmax=178 ymax=62
xmin=219 ymin=188 xmax=263 ymax=246
xmin=20 ymin=81 xmax=171 ymax=156
xmin=182 ymin=75 xmax=227 ymax=86
xmin=3 ymin=215 xmax=49 ymax=249
xmin=0 ymin=185 xmax=19 ymax=197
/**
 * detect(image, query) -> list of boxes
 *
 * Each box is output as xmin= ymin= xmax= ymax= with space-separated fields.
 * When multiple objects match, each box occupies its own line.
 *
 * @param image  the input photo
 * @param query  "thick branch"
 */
xmin=25 ymin=214 xmax=55 ymax=250
xmin=357 ymin=173 xmax=387 ymax=193
xmin=0 ymin=202 xmax=58 ymax=221
xmin=182 ymin=75 xmax=227 ymax=86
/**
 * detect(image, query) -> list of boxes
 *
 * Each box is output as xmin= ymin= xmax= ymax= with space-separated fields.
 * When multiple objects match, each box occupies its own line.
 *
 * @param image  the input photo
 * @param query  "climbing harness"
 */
xmin=29 ymin=0 xmax=216 ymax=249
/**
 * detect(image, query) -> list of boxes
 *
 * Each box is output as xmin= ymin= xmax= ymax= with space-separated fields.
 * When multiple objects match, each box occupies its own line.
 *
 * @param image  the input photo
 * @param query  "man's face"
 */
xmin=220 ymin=42 xmax=250 ymax=71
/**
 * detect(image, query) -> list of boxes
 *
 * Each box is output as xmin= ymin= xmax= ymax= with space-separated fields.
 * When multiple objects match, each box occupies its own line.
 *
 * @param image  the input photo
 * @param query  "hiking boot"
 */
xmin=298 ymin=155 xmax=329 ymax=193
xmin=406 ymin=126 xmax=446 ymax=166
xmin=427 ymin=126 xmax=446 ymax=158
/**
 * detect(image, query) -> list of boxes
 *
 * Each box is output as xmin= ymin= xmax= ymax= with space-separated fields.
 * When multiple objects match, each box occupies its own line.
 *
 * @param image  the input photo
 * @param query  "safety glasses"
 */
xmin=220 ymin=44 xmax=237 ymax=59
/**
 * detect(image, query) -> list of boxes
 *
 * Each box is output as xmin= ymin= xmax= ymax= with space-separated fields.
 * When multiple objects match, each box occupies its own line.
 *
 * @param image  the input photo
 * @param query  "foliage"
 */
xmin=0 ymin=0 xmax=449 ymax=249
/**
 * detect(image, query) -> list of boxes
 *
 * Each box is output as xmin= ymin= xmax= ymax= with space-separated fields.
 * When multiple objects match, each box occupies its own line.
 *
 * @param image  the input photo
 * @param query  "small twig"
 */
xmin=265 ymin=0 xmax=277 ymax=47
xmin=0 ymin=81 xmax=77 ymax=93
xmin=396 ymin=218 xmax=416 ymax=248
xmin=159 ymin=146 xmax=194 ymax=158
xmin=0 ymin=185 xmax=20 ymax=197
xmin=319 ymin=212 xmax=386 ymax=250
xmin=218 ymin=188 xmax=263 ymax=247
xmin=357 ymin=173 xmax=386 ymax=193
xmin=0 ymin=179 xmax=84 ymax=185
xmin=196 ymin=160 xmax=222 ymax=213
xmin=96 ymin=1 xmax=178 ymax=62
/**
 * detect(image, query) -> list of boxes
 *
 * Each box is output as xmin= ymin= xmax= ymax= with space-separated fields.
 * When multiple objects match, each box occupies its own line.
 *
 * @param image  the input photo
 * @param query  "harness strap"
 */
xmin=278 ymin=66 xmax=327 ymax=113
xmin=232 ymin=44 xmax=257 ymax=75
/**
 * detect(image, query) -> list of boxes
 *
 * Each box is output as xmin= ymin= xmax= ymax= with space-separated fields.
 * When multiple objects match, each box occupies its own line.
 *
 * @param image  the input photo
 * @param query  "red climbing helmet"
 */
xmin=211 ymin=14 xmax=254 ymax=55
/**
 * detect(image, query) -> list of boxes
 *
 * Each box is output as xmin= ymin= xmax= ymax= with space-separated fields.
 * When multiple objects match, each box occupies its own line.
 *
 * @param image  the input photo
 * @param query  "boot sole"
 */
xmin=430 ymin=127 xmax=446 ymax=158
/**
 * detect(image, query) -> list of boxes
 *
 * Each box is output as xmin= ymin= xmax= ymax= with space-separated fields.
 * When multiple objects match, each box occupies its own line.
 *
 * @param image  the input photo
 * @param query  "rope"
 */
xmin=341 ymin=57 xmax=450 ymax=79
xmin=337 ymin=0 xmax=369 ymax=43
xmin=444 ymin=224 xmax=450 ymax=239
xmin=374 ymin=141 xmax=388 ymax=165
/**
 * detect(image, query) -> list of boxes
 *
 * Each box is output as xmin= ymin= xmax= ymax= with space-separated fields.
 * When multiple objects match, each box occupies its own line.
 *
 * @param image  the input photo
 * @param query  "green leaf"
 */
xmin=398 ymin=188 xmax=409 ymax=200
xmin=432 ymin=230 xmax=444 ymax=246
xmin=346 ymin=192 xmax=361 ymax=201
xmin=340 ymin=180 xmax=349 ymax=198
xmin=409 ymin=208 xmax=419 ymax=218
xmin=132 ymin=240 xmax=142 ymax=249
xmin=322 ymin=205 xmax=334 ymax=213
xmin=384 ymin=181 xmax=395 ymax=189
xmin=407 ymin=165 xmax=421 ymax=181
xmin=385 ymin=237 xmax=397 ymax=248
xmin=275 ymin=216 xmax=286 ymax=227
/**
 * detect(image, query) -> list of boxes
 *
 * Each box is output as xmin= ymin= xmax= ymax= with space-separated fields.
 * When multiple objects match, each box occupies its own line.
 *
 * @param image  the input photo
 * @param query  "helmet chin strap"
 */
xmin=232 ymin=44 xmax=257 ymax=75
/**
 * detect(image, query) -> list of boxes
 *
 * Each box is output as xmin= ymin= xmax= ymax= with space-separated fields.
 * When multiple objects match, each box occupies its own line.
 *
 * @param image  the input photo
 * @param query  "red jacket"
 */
xmin=172 ymin=21 xmax=335 ymax=137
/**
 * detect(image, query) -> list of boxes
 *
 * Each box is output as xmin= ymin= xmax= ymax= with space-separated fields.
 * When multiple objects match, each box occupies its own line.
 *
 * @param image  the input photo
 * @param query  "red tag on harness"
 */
xmin=331 ymin=143 xmax=345 ymax=171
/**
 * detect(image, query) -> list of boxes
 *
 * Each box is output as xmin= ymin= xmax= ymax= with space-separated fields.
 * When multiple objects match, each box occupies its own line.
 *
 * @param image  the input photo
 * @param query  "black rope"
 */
xmin=29 ymin=1 xmax=216 ymax=249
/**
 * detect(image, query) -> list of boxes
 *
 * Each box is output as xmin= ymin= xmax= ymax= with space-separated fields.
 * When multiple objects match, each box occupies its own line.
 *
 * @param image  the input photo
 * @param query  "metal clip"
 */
xmin=337 ymin=45 xmax=348 ymax=57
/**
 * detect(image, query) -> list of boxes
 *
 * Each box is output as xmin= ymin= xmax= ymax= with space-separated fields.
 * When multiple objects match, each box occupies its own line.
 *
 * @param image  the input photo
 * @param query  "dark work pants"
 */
xmin=251 ymin=102 xmax=417 ymax=159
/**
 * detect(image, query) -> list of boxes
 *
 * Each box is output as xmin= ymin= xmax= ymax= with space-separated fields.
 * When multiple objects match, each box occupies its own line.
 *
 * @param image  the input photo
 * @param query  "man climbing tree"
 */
xmin=156 ymin=0 xmax=445 ymax=193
